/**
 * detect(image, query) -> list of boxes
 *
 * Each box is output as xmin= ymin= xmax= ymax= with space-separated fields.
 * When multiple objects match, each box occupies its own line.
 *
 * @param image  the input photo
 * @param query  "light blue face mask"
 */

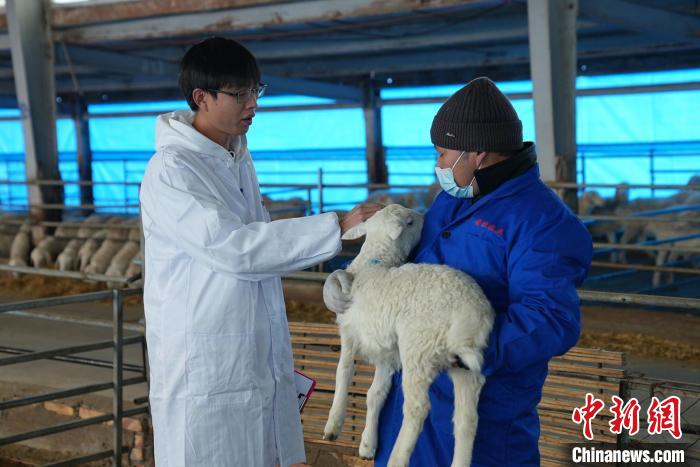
xmin=435 ymin=150 xmax=477 ymax=198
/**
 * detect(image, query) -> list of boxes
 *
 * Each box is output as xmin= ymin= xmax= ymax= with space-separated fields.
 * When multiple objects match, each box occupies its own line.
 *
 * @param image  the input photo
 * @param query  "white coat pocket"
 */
xmin=185 ymin=390 xmax=263 ymax=466
xmin=186 ymin=333 xmax=255 ymax=397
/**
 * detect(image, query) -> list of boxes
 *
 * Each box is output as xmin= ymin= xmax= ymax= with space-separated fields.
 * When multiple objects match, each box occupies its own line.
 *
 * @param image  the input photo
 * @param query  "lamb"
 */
xmin=56 ymin=238 xmax=84 ymax=271
xmin=643 ymin=213 xmax=700 ymax=287
xmin=105 ymin=239 xmax=140 ymax=287
xmin=125 ymin=251 xmax=143 ymax=286
xmin=84 ymin=238 xmax=125 ymax=275
xmin=78 ymin=229 xmax=107 ymax=272
xmin=29 ymin=224 xmax=77 ymax=269
xmin=80 ymin=217 xmax=128 ymax=273
xmin=102 ymin=225 xmax=142 ymax=286
xmin=323 ymin=204 xmax=495 ymax=467
xmin=56 ymin=215 xmax=105 ymax=271
xmin=8 ymin=222 xmax=32 ymax=277
xmin=578 ymin=190 xmax=606 ymax=216
xmin=30 ymin=235 xmax=69 ymax=269
xmin=0 ymin=213 xmax=22 ymax=256
xmin=84 ymin=218 xmax=138 ymax=275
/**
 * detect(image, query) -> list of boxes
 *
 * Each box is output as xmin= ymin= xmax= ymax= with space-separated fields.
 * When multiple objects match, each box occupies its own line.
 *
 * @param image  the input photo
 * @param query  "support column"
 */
xmin=363 ymin=80 xmax=388 ymax=188
xmin=72 ymin=98 xmax=94 ymax=216
xmin=527 ymin=0 xmax=578 ymax=211
xmin=6 ymin=0 xmax=63 ymax=236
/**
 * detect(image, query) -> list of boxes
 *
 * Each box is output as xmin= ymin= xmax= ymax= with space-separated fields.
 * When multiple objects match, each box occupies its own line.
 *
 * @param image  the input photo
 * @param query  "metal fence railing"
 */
xmin=618 ymin=377 xmax=700 ymax=466
xmin=0 ymin=288 xmax=147 ymax=466
xmin=0 ymin=178 xmax=699 ymax=288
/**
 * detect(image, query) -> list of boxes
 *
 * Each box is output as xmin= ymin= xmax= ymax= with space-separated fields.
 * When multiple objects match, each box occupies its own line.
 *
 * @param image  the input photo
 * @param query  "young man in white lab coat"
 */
xmin=139 ymin=37 xmax=379 ymax=467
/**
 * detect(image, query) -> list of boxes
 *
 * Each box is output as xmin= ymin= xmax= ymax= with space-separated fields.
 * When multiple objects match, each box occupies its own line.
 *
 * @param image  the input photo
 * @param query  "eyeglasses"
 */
xmin=207 ymin=84 xmax=267 ymax=103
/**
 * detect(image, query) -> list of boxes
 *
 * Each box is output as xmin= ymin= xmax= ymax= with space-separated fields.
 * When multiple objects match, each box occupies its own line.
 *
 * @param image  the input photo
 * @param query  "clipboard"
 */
xmin=294 ymin=369 xmax=316 ymax=413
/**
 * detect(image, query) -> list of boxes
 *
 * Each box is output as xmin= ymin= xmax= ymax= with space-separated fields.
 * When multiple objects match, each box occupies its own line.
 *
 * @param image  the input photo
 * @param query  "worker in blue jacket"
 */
xmin=324 ymin=77 xmax=593 ymax=466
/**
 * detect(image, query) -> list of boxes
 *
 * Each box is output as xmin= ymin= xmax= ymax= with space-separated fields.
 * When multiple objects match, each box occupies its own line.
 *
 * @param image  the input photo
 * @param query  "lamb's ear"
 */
xmin=341 ymin=222 xmax=367 ymax=240
xmin=386 ymin=220 xmax=403 ymax=240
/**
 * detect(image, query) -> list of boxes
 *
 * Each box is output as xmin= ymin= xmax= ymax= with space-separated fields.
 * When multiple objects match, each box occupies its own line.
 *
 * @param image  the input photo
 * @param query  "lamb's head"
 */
xmin=342 ymin=204 xmax=423 ymax=261
xmin=580 ymin=191 xmax=606 ymax=214
xmin=30 ymin=248 xmax=51 ymax=269
xmin=57 ymin=252 xmax=77 ymax=271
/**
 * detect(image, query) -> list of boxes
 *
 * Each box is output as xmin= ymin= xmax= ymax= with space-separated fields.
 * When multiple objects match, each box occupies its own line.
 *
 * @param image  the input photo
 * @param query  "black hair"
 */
xmin=178 ymin=37 xmax=261 ymax=111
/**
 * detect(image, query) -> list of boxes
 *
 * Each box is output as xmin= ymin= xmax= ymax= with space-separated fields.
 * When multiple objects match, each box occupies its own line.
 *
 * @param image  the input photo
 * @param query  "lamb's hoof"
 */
xmin=358 ymin=440 xmax=376 ymax=459
xmin=324 ymin=418 xmax=342 ymax=440
xmin=360 ymin=456 xmax=374 ymax=461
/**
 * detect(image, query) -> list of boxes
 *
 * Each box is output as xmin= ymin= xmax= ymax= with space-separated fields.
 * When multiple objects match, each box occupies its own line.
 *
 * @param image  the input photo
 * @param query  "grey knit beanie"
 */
xmin=430 ymin=77 xmax=523 ymax=152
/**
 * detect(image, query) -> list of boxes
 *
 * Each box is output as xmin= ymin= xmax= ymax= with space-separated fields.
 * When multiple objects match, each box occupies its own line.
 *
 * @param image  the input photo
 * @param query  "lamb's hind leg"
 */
xmin=359 ymin=363 xmax=394 ymax=460
xmin=388 ymin=365 xmax=435 ymax=467
xmin=448 ymin=367 xmax=485 ymax=467
xmin=324 ymin=332 xmax=355 ymax=440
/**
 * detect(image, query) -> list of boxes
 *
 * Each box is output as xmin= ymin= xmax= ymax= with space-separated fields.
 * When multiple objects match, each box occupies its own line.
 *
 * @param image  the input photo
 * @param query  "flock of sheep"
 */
xmin=356 ymin=178 xmax=700 ymax=288
xmin=579 ymin=176 xmax=700 ymax=286
xmin=0 ymin=213 xmax=143 ymax=286
xmin=1 ymin=176 xmax=697 ymax=292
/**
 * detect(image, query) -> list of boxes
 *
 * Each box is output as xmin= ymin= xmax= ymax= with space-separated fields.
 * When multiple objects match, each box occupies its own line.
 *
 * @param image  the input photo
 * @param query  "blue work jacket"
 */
xmin=375 ymin=163 xmax=593 ymax=466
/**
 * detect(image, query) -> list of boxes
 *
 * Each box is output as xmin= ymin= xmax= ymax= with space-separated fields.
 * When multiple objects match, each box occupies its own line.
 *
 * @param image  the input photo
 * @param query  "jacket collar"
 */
xmin=156 ymin=110 xmax=249 ymax=164
xmin=473 ymin=142 xmax=537 ymax=197
xmin=415 ymin=165 xmax=540 ymax=259
xmin=443 ymin=163 xmax=540 ymax=229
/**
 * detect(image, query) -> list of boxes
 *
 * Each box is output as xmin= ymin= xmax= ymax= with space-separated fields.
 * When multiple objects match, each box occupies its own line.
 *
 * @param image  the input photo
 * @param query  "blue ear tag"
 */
xmin=368 ymin=258 xmax=382 ymax=266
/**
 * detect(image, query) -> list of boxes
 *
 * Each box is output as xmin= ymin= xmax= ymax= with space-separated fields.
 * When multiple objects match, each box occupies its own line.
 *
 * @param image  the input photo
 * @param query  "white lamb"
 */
xmin=80 ymin=217 xmax=128 ymax=273
xmin=124 ymin=251 xmax=143 ymax=286
xmin=78 ymin=229 xmax=107 ymax=272
xmin=105 ymin=240 xmax=140 ymax=287
xmin=56 ymin=238 xmax=84 ymax=271
xmin=56 ymin=216 xmax=105 ymax=271
xmin=29 ymin=225 xmax=77 ymax=269
xmin=644 ymin=212 xmax=700 ymax=287
xmin=323 ymin=204 xmax=494 ymax=467
xmin=84 ymin=238 xmax=125 ymax=275
xmin=8 ymin=222 xmax=32 ymax=277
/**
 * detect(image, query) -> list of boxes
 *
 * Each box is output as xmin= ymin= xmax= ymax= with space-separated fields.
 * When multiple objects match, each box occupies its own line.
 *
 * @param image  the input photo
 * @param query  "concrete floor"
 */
xmin=0 ymin=313 xmax=148 ymax=405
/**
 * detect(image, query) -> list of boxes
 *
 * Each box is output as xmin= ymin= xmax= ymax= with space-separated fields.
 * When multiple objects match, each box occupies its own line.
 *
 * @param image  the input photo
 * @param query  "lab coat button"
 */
xmin=441 ymin=230 xmax=451 ymax=239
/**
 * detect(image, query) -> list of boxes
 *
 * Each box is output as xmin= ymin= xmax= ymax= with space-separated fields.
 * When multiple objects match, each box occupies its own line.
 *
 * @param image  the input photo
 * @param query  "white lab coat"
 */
xmin=139 ymin=110 xmax=341 ymax=466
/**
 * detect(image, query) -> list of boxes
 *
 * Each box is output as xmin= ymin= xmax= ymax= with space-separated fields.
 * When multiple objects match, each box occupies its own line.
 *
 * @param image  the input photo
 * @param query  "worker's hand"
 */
xmin=323 ymin=269 xmax=354 ymax=314
xmin=339 ymin=202 xmax=384 ymax=235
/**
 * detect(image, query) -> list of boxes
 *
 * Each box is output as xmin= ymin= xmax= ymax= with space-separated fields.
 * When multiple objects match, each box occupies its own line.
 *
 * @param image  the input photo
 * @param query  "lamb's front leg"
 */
xmin=323 ymin=332 xmax=355 ymax=440
xmin=359 ymin=363 xmax=394 ymax=460
xmin=448 ymin=368 xmax=485 ymax=467
xmin=388 ymin=366 xmax=434 ymax=467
